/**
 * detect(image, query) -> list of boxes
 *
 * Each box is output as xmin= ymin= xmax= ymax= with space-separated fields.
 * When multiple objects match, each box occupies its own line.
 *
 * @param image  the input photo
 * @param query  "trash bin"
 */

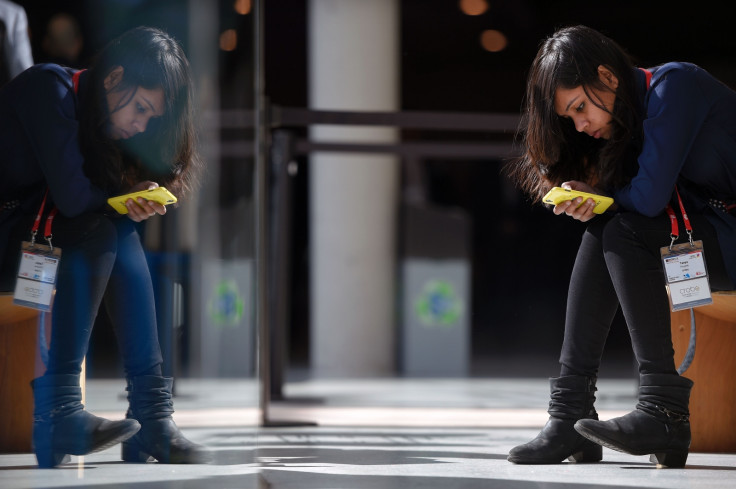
xmin=400 ymin=203 xmax=471 ymax=377
xmin=196 ymin=258 xmax=256 ymax=377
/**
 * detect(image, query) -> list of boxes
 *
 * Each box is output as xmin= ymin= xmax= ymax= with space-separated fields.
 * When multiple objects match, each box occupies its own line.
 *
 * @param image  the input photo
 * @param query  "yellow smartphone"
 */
xmin=542 ymin=187 xmax=614 ymax=214
xmin=107 ymin=187 xmax=178 ymax=214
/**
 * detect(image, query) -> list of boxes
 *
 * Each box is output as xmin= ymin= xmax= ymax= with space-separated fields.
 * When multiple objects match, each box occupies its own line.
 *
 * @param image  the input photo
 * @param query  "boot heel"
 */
xmin=649 ymin=450 xmax=688 ymax=468
xmin=122 ymin=441 xmax=154 ymax=463
xmin=567 ymin=442 xmax=602 ymax=463
xmin=35 ymin=446 xmax=71 ymax=468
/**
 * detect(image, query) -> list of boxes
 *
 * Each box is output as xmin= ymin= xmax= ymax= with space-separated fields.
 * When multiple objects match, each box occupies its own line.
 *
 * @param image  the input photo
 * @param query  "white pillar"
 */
xmin=308 ymin=0 xmax=400 ymax=377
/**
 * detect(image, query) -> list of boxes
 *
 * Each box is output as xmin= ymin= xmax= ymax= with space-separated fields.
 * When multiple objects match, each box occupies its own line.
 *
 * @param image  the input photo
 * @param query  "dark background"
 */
xmin=15 ymin=0 xmax=736 ymax=378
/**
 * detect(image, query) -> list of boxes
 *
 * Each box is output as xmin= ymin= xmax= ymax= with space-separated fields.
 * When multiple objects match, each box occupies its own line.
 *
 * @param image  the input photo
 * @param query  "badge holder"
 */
xmin=13 ymin=191 xmax=61 ymax=312
xmin=660 ymin=188 xmax=712 ymax=312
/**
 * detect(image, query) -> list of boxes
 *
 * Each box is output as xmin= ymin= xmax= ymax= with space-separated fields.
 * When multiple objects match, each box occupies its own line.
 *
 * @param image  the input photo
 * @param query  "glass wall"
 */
xmin=18 ymin=0 xmax=261 ymax=476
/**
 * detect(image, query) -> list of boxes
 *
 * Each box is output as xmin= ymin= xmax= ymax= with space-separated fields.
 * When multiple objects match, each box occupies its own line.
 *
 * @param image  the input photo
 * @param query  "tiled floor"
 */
xmin=2 ymin=377 xmax=736 ymax=489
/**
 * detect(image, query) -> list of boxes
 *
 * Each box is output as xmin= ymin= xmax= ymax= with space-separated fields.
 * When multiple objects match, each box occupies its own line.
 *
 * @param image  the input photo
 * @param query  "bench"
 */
xmin=0 ymin=293 xmax=49 ymax=453
xmin=671 ymin=291 xmax=736 ymax=453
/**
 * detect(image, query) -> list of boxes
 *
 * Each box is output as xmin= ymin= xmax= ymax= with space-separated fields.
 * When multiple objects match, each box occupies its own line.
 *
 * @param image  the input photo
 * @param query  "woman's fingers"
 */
xmin=125 ymin=199 xmax=145 ymax=222
xmin=567 ymin=198 xmax=596 ymax=222
xmin=137 ymin=197 xmax=166 ymax=216
xmin=125 ymin=197 xmax=167 ymax=222
xmin=554 ymin=197 xmax=596 ymax=222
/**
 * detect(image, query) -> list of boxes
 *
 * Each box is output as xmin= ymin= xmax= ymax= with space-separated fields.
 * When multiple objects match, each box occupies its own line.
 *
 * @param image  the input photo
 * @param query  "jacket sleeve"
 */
xmin=614 ymin=67 xmax=711 ymax=217
xmin=10 ymin=68 xmax=107 ymax=217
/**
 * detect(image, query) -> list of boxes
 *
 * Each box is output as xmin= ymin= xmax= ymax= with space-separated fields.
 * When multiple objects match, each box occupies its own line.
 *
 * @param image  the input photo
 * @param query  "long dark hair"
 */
xmin=508 ymin=25 xmax=643 ymax=201
xmin=78 ymin=26 xmax=201 ymax=198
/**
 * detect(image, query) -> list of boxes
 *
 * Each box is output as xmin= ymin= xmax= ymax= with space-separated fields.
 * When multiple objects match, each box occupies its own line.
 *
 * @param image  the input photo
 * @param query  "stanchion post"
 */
xmin=253 ymin=0 xmax=270 ymax=427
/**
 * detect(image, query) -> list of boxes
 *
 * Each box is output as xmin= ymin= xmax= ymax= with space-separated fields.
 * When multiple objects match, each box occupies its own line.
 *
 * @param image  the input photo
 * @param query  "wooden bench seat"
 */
xmin=671 ymin=291 xmax=736 ymax=453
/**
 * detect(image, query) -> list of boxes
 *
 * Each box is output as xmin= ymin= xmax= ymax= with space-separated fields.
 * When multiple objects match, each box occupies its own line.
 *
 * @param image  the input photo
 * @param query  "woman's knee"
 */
xmin=600 ymin=213 xmax=657 ymax=253
xmin=602 ymin=212 xmax=671 ymax=258
xmin=600 ymin=214 xmax=628 ymax=248
xmin=53 ymin=214 xmax=119 ymax=256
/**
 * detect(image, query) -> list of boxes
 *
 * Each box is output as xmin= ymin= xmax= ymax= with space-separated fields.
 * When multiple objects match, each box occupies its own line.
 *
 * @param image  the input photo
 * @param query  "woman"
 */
xmin=507 ymin=25 xmax=736 ymax=467
xmin=0 ymin=27 xmax=207 ymax=467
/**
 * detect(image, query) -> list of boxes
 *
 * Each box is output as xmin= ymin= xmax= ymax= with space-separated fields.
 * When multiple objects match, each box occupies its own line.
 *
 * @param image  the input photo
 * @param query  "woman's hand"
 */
xmin=124 ymin=181 xmax=167 ymax=222
xmin=552 ymin=181 xmax=598 ymax=222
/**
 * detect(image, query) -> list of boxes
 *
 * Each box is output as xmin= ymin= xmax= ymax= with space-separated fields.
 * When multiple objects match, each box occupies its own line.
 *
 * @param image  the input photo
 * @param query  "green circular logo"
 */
xmin=414 ymin=280 xmax=462 ymax=327
xmin=208 ymin=280 xmax=245 ymax=326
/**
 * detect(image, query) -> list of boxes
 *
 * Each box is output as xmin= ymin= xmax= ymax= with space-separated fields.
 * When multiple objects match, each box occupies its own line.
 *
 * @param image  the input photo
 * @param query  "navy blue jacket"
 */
xmin=0 ymin=64 xmax=108 ymax=260
xmin=614 ymin=63 xmax=736 ymax=287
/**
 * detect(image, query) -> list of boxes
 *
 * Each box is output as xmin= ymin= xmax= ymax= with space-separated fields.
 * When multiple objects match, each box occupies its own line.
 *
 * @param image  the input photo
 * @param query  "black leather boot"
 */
xmin=122 ymin=375 xmax=212 ymax=464
xmin=575 ymin=373 xmax=693 ymax=468
xmin=32 ymin=374 xmax=140 ymax=468
xmin=508 ymin=375 xmax=602 ymax=464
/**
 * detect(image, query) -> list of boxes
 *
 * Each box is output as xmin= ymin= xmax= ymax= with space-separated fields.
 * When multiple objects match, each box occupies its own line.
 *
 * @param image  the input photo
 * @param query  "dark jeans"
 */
xmin=1 ymin=213 xmax=163 ymax=378
xmin=560 ymin=211 xmax=733 ymax=378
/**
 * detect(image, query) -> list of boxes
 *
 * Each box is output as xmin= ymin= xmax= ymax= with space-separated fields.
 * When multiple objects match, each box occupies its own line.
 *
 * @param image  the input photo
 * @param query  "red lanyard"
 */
xmin=641 ymin=68 xmax=652 ymax=90
xmin=31 ymin=190 xmax=59 ymax=249
xmin=72 ymin=69 xmax=85 ymax=93
xmin=665 ymin=187 xmax=693 ymax=250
